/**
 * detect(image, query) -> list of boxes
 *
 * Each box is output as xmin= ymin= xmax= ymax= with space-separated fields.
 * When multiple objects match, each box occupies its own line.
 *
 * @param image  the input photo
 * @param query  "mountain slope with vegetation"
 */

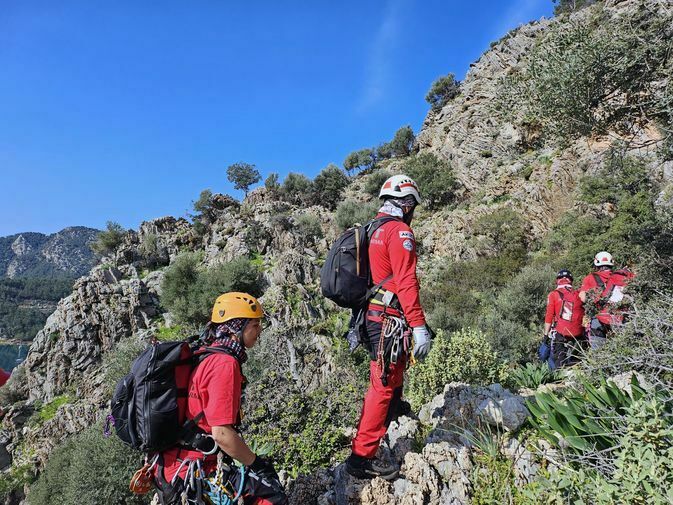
xmin=0 ymin=227 xmax=99 ymax=343
xmin=0 ymin=1 xmax=671 ymax=503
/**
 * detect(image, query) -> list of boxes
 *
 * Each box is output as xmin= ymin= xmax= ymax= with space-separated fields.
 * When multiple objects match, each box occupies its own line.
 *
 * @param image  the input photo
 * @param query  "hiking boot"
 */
xmin=345 ymin=453 xmax=399 ymax=481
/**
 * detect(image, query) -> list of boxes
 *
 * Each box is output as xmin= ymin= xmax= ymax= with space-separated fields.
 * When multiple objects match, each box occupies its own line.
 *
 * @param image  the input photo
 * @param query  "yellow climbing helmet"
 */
xmin=211 ymin=292 xmax=264 ymax=323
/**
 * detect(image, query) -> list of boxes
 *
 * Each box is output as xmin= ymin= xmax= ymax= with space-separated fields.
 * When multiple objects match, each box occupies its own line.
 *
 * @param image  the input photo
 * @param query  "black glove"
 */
xmin=249 ymin=456 xmax=280 ymax=483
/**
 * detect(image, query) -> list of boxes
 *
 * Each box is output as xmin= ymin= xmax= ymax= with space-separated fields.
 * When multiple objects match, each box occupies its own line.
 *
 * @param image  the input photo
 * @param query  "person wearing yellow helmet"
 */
xmin=154 ymin=292 xmax=288 ymax=505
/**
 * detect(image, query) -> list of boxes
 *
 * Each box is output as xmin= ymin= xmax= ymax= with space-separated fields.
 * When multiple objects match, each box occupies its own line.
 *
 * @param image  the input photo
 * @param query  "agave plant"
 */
xmin=527 ymin=374 xmax=649 ymax=453
xmin=508 ymin=362 xmax=562 ymax=390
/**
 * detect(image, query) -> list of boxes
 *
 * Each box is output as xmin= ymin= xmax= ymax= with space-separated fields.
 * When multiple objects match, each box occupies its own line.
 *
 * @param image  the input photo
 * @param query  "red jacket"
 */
xmin=545 ymin=284 xmax=584 ymax=337
xmin=580 ymin=269 xmax=634 ymax=325
xmin=158 ymin=352 xmax=243 ymax=482
xmin=368 ymin=213 xmax=426 ymax=327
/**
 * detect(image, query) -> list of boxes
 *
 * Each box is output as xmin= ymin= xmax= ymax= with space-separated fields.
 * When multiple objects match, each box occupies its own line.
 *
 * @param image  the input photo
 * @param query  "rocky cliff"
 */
xmin=1 ymin=0 xmax=671 ymax=503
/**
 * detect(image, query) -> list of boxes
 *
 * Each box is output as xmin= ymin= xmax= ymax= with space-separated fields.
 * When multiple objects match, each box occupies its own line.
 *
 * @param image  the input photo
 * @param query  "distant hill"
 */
xmin=0 ymin=226 xmax=99 ymax=340
xmin=0 ymin=226 xmax=99 ymax=279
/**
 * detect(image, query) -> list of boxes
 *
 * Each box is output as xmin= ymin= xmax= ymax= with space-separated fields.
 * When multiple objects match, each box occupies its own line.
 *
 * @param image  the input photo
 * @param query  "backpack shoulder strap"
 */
xmin=365 ymin=216 xmax=399 ymax=241
xmin=592 ymin=273 xmax=606 ymax=289
xmin=555 ymin=288 xmax=565 ymax=301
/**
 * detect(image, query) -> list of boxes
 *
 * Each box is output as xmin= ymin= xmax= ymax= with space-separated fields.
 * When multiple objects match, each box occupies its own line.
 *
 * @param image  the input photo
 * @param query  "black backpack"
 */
xmin=320 ymin=216 xmax=396 ymax=309
xmin=108 ymin=338 xmax=231 ymax=453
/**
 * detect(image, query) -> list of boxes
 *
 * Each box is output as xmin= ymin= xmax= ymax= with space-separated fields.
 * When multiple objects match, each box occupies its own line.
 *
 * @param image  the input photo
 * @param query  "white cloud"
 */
xmin=357 ymin=0 xmax=406 ymax=112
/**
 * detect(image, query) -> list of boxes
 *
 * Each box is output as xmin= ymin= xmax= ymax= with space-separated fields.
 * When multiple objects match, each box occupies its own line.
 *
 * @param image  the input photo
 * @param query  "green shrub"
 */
xmin=294 ymin=214 xmax=323 ymax=246
xmin=528 ymin=375 xmax=649 ymax=453
xmin=406 ymin=328 xmax=506 ymax=410
xmin=280 ymin=172 xmax=312 ymax=205
xmin=523 ymin=396 xmax=673 ymax=504
xmin=28 ymin=425 xmax=149 ymax=505
xmin=425 ymin=73 xmax=461 ymax=112
xmin=90 ymin=221 xmax=126 ymax=256
xmin=553 ymin=0 xmax=597 ymax=16
xmin=244 ymin=225 xmax=272 ymax=254
xmin=264 ymin=172 xmax=280 ymax=196
xmin=402 ymin=153 xmax=457 ymax=209
xmin=364 ymin=169 xmax=391 ymax=198
xmin=161 ymin=253 xmax=263 ymax=326
xmin=244 ymin=374 xmax=364 ymax=476
xmin=102 ymin=337 xmax=146 ymax=396
xmin=310 ymin=164 xmax=350 ymax=210
xmin=388 ymin=125 xmax=415 ymax=157
xmin=0 ymin=463 xmax=36 ymax=502
xmin=334 ymin=200 xmax=379 ymax=230
xmin=500 ymin=5 xmax=673 ymax=143
xmin=424 ymin=210 xmax=531 ymax=341
xmin=478 ymin=263 xmax=555 ymax=362
xmin=471 ymin=453 xmax=520 ymax=505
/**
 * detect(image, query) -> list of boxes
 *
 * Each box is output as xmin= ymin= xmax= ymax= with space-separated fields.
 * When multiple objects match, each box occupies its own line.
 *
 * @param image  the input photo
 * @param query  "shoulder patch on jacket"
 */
xmin=402 ymin=239 xmax=414 ymax=251
xmin=399 ymin=230 xmax=415 ymax=240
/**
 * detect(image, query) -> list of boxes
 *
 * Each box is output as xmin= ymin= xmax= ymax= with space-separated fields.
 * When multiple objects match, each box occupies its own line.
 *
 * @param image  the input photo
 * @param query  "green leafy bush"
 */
xmin=161 ymin=253 xmax=263 ymax=326
xmin=90 ymin=221 xmax=126 ymax=256
xmin=402 ymin=153 xmax=457 ymax=209
xmin=294 ymin=214 xmax=324 ymax=246
xmin=310 ymin=164 xmax=350 ymax=210
xmin=264 ymin=172 xmax=280 ymax=195
xmin=280 ymin=172 xmax=312 ymax=205
xmin=0 ymin=463 xmax=36 ymax=503
xmin=364 ymin=169 xmax=391 ymax=198
xmin=523 ymin=396 xmax=673 ymax=504
xmin=28 ymin=425 xmax=149 ymax=505
xmin=334 ymin=200 xmax=379 ymax=230
xmin=425 ymin=73 xmax=461 ymax=112
xmin=406 ymin=328 xmax=506 ymax=410
xmin=388 ymin=125 xmax=415 ymax=157
xmin=102 ymin=337 xmax=146 ymax=396
xmin=424 ymin=209 xmax=531 ymax=341
xmin=244 ymin=374 xmax=364 ymax=476
xmin=500 ymin=5 xmax=673 ymax=143
xmin=528 ymin=375 xmax=648 ymax=453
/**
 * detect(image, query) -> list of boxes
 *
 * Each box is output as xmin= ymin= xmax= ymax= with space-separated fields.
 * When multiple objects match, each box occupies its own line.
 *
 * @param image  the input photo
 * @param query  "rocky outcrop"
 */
xmin=23 ymin=265 xmax=161 ymax=402
xmin=291 ymin=381 xmax=540 ymax=505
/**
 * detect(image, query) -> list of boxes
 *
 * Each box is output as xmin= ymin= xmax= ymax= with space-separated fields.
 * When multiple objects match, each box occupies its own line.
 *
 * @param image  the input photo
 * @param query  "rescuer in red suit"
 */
xmin=345 ymin=174 xmax=432 ymax=480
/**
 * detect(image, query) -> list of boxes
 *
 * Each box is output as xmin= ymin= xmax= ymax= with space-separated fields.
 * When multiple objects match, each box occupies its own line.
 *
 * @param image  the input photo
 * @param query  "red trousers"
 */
xmin=351 ymin=357 xmax=406 ymax=458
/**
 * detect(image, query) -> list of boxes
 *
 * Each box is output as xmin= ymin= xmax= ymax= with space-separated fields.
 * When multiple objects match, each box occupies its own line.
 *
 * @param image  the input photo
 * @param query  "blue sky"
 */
xmin=0 ymin=0 xmax=553 ymax=236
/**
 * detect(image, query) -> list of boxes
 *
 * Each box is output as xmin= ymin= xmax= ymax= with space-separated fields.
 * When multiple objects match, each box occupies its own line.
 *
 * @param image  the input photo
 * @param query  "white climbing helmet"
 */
xmin=593 ymin=251 xmax=614 ymax=267
xmin=379 ymin=174 xmax=422 ymax=204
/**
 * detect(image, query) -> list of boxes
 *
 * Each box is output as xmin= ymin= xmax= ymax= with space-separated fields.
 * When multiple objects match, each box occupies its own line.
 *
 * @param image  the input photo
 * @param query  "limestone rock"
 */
xmin=419 ymin=383 xmax=528 ymax=433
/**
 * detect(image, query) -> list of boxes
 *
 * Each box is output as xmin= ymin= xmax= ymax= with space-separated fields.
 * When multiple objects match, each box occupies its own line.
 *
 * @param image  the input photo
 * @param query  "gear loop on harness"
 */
xmin=376 ymin=310 xmax=406 ymax=386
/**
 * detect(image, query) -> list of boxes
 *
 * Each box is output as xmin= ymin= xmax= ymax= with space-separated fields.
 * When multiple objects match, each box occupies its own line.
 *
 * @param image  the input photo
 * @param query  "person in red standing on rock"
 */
xmin=579 ymin=251 xmax=635 ymax=349
xmin=543 ymin=269 xmax=586 ymax=368
xmin=345 ymin=174 xmax=432 ymax=481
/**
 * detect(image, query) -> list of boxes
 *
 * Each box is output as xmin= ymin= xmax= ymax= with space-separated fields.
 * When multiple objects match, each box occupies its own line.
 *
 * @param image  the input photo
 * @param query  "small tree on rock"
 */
xmin=310 ymin=164 xmax=350 ymax=209
xmin=343 ymin=148 xmax=376 ymax=174
xmin=389 ymin=125 xmax=415 ymax=157
xmin=425 ymin=73 xmax=461 ymax=112
xmin=226 ymin=162 xmax=261 ymax=196
xmin=91 ymin=221 xmax=126 ymax=256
